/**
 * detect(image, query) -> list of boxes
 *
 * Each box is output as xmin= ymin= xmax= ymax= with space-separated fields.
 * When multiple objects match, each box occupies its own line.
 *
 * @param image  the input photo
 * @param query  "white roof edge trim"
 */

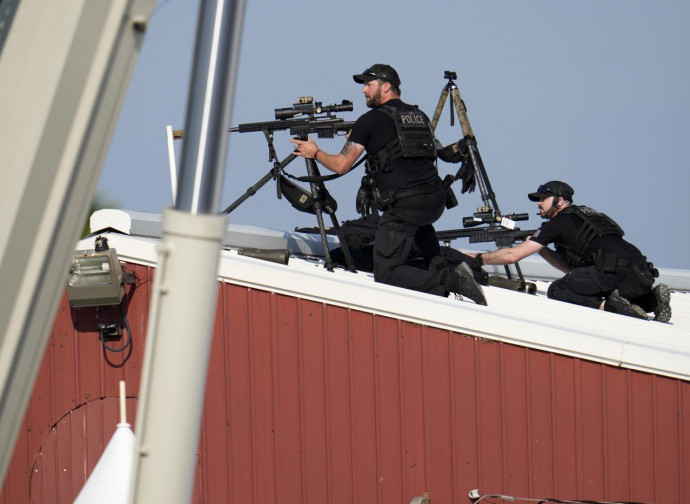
xmin=76 ymin=232 xmax=690 ymax=383
xmin=91 ymin=209 xmax=690 ymax=291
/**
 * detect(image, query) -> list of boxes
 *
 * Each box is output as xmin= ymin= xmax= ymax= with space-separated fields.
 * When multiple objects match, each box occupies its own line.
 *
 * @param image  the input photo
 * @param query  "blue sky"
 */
xmin=99 ymin=0 xmax=690 ymax=269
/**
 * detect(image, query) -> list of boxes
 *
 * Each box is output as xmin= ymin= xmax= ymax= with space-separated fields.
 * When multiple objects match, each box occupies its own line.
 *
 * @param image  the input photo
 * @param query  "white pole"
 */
xmin=129 ymin=208 xmax=226 ymax=504
xmin=119 ymin=380 xmax=127 ymax=425
xmin=165 ymin=125 xmax=178 ymax=205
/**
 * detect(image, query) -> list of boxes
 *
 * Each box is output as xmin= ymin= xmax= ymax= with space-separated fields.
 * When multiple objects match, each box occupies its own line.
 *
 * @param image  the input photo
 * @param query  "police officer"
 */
xmin=469 ymin=180 xmax=671 ymax=321
xmin=291 ymin=64 xmax=486 ymax=305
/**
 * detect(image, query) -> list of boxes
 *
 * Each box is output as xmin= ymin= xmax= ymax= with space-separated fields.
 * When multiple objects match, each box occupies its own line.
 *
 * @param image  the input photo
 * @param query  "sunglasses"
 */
xmin=361 ymin=68 xmax=392 ymax=83
xmin=533 ymin=185 xmax=557 ymax=201
xmin=538 ymin=185 xmax=557 ymax=194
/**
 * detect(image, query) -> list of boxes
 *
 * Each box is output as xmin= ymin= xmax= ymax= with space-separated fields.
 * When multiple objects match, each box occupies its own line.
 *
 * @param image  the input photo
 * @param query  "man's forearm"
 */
xmin=293 ymin=138 xmax=361 ymax=175
xmin=476 ymin=239 xmax=543 ymax=266
xmin=314 ymin=149 xmax=350 ymax=175
xmin=538 ymin=247 xmax=570 ymax=273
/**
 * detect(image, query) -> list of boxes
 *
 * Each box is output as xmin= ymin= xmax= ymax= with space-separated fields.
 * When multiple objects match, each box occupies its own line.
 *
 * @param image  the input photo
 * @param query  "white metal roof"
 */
xmin=81 ymin=209 xmax=690 ymax=382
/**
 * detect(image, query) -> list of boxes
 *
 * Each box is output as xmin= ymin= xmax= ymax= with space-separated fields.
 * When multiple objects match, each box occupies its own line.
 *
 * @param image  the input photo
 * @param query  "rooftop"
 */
xmin=82 ymin=209 xmax=690 ymax=382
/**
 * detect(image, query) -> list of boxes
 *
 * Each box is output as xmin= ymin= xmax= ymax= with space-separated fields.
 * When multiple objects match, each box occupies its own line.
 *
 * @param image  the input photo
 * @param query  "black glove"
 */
xmin=356 ymin=186 xmax=372 ymax=216
xmin=437 ymin=140 xmax=464 ymax=163
xmin=457 ymin=162 xmax=476 ymax=194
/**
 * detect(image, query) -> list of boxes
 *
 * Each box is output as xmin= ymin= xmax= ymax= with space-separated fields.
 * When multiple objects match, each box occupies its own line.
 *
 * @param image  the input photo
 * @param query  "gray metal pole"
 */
xmin=175 ymin=0 xmax=245 ymax=215
xmin=129 ymin=0 xmax=245 ymax=502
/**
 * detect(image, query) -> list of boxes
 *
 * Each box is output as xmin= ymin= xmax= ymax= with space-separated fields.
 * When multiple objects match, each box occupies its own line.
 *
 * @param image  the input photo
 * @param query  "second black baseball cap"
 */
xmin=528 ymin=180 xmax=575 ymax=202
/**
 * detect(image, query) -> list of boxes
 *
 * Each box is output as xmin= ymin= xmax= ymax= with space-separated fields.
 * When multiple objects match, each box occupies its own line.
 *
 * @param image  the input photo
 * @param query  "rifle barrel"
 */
xmin=229 ymin=117 xmax=353 ymax=137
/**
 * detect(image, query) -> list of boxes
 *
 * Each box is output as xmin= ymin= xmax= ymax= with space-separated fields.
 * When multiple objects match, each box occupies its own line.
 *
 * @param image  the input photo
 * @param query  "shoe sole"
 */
xmin=455 ymin=263 xmax=487 ymax=306
xmin=653 ymin=284 xmax=672 ymax=323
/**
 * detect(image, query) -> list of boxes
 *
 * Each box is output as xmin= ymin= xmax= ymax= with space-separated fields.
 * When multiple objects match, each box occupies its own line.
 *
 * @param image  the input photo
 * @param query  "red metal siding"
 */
xmin=3 ymin=263 xmax=690 ymax=504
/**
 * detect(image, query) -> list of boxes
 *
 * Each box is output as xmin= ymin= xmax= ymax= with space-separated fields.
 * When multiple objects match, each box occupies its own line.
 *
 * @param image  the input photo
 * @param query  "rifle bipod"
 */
xmin=221 ymin=130 xmax=357 ymax=273
xmin=431 ymin=70 xmax=530 ymax=282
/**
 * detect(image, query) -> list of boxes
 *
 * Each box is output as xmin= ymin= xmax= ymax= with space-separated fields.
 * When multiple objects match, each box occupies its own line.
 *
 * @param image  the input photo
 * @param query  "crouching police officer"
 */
xmin=469 ymin=180 xmax=671 ymax=321
xmin=291 ymin=63 xmax=486 ymax=305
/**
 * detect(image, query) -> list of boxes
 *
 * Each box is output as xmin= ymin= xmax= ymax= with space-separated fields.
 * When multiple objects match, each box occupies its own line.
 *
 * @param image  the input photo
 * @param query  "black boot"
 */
xmin=604 ymin=290 xmax=648 ymax=320
xmin=448 ymin=262 xmax=487 ymax=306
xmin=652 ymin=283 xmax=672 ymax=322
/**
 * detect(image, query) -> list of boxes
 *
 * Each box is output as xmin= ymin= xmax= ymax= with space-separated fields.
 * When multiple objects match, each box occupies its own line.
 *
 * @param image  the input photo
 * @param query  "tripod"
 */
xmin=221 ymin=130 xmax=356 ymax=272
xmin=431 ymin=70 xmax=527 ymax=281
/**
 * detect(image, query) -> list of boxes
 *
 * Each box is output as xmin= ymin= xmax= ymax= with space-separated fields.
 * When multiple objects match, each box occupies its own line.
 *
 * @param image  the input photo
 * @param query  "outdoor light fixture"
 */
xmin=67 ymin=236 xmax=125 ymax=308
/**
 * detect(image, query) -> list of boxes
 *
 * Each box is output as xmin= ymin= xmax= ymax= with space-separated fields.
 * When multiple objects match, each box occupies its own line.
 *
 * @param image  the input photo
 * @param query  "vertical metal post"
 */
xmin=175 ymin=0 xmax=245 ymax=215
xmin=129 ymin=0 xmax=245 ymax=503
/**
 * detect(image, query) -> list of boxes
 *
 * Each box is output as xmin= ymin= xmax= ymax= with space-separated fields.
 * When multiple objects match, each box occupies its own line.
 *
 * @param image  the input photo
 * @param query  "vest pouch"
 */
xmin=591 ymin=250 xmax=619 ymax=273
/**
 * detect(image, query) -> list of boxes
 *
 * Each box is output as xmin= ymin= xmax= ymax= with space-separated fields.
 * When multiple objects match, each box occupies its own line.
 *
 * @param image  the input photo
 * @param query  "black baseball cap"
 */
xmin=528 ymin=180 xmax=574 ymax=202
xmin=353 ymin=64 xmax=401 ymax=86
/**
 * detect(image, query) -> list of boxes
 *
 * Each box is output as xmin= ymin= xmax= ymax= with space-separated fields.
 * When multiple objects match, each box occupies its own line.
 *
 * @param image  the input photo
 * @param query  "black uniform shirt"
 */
xmin=531 ymin=209 xmax=643 ymax=265
xmin=348 ymin=98 xmax=439 ymax=194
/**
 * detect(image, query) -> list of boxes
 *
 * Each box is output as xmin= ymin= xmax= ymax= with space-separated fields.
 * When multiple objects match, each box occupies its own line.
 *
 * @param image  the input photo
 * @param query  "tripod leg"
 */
xmin=313 ymin=200 xmax=334 ymax=270
xmin=222 ymin=134 xmax=300 ymax=215
xmin=512 ymin=262 xmax=526 ymax=282
xmin=449 ymin=86 xmax=475 ymax=138
xmin=303 ymin=158 xmax=337 ymax=271
xmin=221 ymin=169 xmax=275 ymax=214
xmin=449 ymin=87 xmax=502 ymax=214
xmin=326 ymin=213 xmax=357 ymax=272
xmin=430 ymin=88 xmax=449 ymax=132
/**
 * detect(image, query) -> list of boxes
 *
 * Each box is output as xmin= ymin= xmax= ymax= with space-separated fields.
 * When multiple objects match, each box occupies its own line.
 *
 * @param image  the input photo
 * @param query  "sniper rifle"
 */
xmin=228 ymin=97 xmax=354 ymax=138
xmin=436 ymin=226 xmax=535 ymax=249
xmin=223 ymin=97 xmax=357 ymax=273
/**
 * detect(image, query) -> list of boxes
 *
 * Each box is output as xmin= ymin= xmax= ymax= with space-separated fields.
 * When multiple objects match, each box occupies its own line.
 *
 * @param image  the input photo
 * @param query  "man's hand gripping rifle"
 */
xmin=431 ymin=71 xmax=535 ymax=280
xmin=223 ymin=97 xmax=357 ymax=272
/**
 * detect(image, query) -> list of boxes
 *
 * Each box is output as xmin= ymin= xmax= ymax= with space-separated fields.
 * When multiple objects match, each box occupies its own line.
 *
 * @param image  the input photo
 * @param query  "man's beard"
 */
xmin=366 ymin=87 xmax=382 ymax=108
xmin=540 ymin=204 xmax=558 ymax=220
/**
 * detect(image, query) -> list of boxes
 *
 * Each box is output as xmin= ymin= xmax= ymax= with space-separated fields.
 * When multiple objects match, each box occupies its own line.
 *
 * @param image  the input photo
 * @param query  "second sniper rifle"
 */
xmin=222 ymin=97 xmax=356 ymax=272
xmin=431 ymin=71 xmax=535 ymax=280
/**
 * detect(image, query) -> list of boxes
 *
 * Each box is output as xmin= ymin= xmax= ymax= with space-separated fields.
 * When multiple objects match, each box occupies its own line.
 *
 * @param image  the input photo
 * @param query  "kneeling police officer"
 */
xmin=291 ymin=63 xmax=486 ymax=305
xmin=469 ymin=180 xmax=671 ymax=321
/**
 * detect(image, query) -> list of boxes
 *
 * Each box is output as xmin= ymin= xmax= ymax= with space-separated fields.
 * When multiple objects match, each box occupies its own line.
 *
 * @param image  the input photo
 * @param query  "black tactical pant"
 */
xmin=373 ymin=185 xmax=448 ymax=296
xmin=547 ymin=263 xmax=655 ymax=310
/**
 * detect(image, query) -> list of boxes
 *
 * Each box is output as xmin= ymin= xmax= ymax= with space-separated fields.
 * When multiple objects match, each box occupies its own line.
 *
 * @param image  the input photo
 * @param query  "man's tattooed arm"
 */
xmin=341 ymin=141 xmax=355 ymax=156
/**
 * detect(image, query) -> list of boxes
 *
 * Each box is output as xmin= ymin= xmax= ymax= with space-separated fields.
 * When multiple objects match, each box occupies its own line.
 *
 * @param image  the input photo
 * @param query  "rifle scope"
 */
xmin=275 ymin=99 xmax=353 ymax=120
xmin=463 ymin=213 xmax=529 ymax=228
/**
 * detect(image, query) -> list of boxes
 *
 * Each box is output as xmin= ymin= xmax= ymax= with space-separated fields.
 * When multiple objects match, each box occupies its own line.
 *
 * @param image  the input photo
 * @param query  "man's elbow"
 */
xmin=505 ymin=245 xmax=538 ymax=264
xmin=332 ymin=164 xmax=351 ymax=175
xmin=329 ymin=156 xmax=353 ymax=175
xmin=504 ymin=253 xmax=522 ymax=264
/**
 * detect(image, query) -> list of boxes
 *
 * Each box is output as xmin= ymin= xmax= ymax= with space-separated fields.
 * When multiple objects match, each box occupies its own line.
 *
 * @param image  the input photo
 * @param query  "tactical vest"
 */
xmin=558 ymin=205 xmax=625 ymax=270
xmin=365 ymin=104 xmax=437 ymax=175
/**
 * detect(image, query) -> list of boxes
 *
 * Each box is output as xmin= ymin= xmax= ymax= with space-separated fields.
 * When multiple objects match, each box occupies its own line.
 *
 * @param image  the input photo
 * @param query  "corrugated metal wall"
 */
xmin=3 ymin=263 xmax=689 ymax=503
